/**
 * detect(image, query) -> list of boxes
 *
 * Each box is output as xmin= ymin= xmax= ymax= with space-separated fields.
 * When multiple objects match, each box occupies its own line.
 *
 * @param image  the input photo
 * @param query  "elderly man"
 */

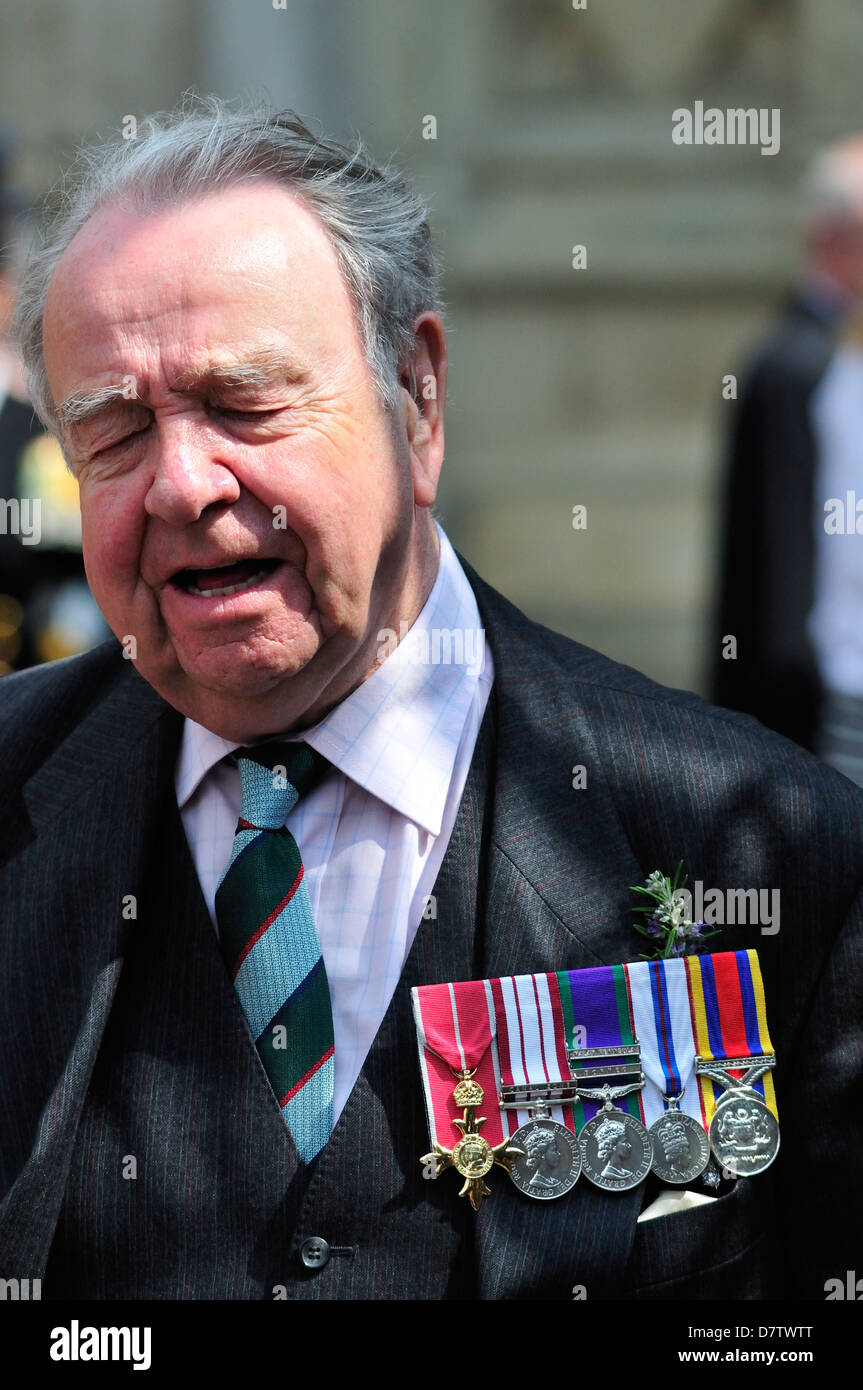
xmin=1 ymin=101 xmax=861 ymax=1302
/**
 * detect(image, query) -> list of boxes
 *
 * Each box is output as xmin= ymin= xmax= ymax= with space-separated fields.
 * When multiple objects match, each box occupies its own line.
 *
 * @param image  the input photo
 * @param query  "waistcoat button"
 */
xmin=300 ymin=1236 xmax=331 ymax=1270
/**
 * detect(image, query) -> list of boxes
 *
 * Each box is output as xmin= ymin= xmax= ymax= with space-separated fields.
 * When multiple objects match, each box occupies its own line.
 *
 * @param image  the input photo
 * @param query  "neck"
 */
xmin=280 ymin=511 xmax=442 ymax=734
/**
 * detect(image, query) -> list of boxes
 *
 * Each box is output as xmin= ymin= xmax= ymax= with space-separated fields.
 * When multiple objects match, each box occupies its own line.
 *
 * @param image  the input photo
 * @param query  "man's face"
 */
xmin=42 ymin=180 xmax=444 ymax=739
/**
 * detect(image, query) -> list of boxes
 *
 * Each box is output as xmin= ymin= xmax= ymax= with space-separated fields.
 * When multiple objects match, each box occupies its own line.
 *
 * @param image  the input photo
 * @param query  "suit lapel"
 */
xmin=0 ymin=664 xmax=175 ymax=1274
xmin=16 ymin=659 xmax=308 ymax=1296
xmin=45 ymin=770 xmax=308 ymax=1297
xmin=463 ymin=557 xmax=648 ymax=968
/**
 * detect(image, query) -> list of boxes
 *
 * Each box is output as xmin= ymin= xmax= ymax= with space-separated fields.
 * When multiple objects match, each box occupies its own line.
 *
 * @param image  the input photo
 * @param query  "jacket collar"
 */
xmin=460 ymin=556 xmax=647 ymax=971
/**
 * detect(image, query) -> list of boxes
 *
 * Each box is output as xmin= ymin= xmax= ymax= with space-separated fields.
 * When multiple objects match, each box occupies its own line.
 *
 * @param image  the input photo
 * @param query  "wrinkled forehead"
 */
xmin=48 ymin=178 xmax=343 ymax=302
xmin=42 ymin=181 xmax=364 ymax=406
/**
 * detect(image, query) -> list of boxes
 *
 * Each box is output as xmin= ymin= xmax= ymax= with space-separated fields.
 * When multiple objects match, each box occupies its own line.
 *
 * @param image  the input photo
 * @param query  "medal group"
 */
xmin=413 ymin=950 xmax=779 ymax=1210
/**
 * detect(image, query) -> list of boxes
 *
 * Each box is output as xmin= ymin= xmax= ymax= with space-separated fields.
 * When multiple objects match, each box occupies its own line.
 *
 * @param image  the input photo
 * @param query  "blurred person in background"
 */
xmin=806 ymin=301 xmax=863 ymax=786
xmin=0 ymin=130 xmax=108 ymax=674
xmin=712 ymin=136 xmax=863 ymax=754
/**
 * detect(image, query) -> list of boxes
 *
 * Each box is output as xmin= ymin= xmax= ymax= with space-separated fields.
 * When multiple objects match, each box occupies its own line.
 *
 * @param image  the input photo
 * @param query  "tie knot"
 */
xmin=234 ymin=741 xmax=330 ymax=831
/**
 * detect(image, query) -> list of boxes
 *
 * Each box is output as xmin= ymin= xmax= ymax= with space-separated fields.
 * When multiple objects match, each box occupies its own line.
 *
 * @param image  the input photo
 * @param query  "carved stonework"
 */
xmin=495 ymin=0 xmax=794 ymax=100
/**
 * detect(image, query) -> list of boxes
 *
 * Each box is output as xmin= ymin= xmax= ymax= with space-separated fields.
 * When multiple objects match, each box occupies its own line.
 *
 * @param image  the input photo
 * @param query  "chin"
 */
xmin=185 ymin=658 xmax=297 ymax=699
xmin=181 ymin=628 xmax=321 ymax=689
xmin=133 ymin=646 xmax=312 ymax=733
xmin=166 ymin=677 xmax=297 ymax=742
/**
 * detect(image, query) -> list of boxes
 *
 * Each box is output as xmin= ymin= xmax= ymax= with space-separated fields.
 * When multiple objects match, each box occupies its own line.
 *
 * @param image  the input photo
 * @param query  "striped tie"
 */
xmin=215 ymin=741 xmax=334 ymax=1163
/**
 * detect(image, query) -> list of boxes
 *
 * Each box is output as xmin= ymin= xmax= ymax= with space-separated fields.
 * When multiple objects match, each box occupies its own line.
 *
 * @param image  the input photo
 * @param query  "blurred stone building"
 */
xmin=2 ymin=0 xmax=861 ymax=690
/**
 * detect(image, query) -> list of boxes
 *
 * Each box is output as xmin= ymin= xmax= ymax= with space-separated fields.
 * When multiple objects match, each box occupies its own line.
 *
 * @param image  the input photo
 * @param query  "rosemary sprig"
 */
xmin=630 ymin=861 xmax=721 ymax=961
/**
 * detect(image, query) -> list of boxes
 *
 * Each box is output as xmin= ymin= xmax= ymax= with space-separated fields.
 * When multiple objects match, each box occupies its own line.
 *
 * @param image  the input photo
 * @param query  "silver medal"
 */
xmin=579 ymin=1109 xmax=653 ymax=1191
xmin=508 ymin=1117 xmax=581 ymax=1200
xmin=649 ymin=1109 xmax=710 ymax=1184
xmin=573 ymin=1060 xmax=653 ymax=1192
xmin=695 ymin=1055 xmax=780 ymax=1178
xmin=708 ymin=1093 xmax=780 ymax=1177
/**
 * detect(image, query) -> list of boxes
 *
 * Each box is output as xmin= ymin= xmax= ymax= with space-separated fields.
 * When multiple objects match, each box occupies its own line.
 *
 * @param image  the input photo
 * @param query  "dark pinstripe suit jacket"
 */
xmin=1 ymin=562 xmax=861 ymax=1300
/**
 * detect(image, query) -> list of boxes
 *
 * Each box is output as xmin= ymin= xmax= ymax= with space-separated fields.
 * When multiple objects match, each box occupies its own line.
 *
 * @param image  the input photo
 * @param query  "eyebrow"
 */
xmin=57 ymin=383 xmax=137 ymax=430
xmin=56 ymin=348 xmax=312 ymax=433
xmin=172 ymin=347 xmax=313 ymax=394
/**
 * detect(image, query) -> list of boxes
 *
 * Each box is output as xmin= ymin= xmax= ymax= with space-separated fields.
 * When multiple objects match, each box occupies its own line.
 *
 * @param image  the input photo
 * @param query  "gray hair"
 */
xmin=10 ymin=94 xmax=444 ymax=434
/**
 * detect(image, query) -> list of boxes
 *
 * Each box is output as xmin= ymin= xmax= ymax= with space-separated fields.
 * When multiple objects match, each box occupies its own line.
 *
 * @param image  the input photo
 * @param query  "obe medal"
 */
xmin=413 ymin=980 xmax=526 ymax=1213
xmin=419 ymin=1069 xmax=525 ymax=1211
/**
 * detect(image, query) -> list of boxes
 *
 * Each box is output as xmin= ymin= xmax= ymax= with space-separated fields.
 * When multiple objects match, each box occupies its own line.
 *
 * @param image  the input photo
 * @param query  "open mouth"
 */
xmin=171 ymin=558 xmax=281 ymax=598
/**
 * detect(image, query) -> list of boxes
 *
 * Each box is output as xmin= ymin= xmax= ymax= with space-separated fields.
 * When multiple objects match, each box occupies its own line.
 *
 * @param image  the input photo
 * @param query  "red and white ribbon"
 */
xmin=488 ymin=972 xmax=575 ymax=1138
xmin=412 ymin=979 xmax=505 ymax=1148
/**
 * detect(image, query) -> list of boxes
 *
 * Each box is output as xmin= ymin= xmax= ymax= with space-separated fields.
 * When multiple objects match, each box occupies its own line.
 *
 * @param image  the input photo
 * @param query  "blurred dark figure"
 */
xmin=804 ymin=303 xmax=863 ymax=786
xmin=712 ymin=138 xmax=863 ymax=751
xmin=0 ymin=136 xmax=107 ymax=674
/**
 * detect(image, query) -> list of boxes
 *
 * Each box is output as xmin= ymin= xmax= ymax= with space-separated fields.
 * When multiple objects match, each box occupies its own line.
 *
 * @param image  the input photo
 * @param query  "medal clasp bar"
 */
xmin=695 ymin=1053 xmax=775 ymax=1075
xmin=695 ymin=1052 xmax=776 ymax=1100
xmin=568 ymin=1061 xmax=643 ymax=1081
xmin=568 ymin=1043 xmax=642 ymax=1064
xmin=498 ymin=1081 xmax=579 ymax=1109
xmin=567 ymin=1043 xmax=643 ymax=1084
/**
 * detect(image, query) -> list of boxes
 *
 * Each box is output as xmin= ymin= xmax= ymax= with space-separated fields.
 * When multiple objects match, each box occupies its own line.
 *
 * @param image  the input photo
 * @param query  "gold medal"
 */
xmin=420 ymin=1069 xmax=525 ymax=1211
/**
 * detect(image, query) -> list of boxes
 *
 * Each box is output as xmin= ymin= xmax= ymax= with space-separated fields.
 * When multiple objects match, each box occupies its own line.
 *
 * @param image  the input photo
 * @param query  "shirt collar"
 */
xmin=175 ymin=524 xmax=489 ymax=836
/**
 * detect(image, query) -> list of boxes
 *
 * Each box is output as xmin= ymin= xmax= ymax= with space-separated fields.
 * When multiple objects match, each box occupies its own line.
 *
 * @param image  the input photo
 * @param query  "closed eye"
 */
xmin=211 ymin=406 xmax=282 ymax=421
xmin=94 ymin=423 xmax=151 ymax=455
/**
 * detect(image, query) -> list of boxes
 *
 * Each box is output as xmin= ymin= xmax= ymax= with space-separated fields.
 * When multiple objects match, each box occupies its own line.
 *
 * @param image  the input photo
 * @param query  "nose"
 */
xmin=144 ymin=413 xmax=240 ymax=525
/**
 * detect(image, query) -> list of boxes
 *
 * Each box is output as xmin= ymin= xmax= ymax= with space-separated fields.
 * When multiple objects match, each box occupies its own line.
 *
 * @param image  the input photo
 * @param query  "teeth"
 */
xmin=185 ymin=567 xmax=270 ymax=598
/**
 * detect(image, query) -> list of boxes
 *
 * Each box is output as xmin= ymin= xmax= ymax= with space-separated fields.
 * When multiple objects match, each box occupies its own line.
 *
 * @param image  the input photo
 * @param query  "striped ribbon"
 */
xmin=686 ymin=949 xmax=777 ymax=1126
xmin=626 ymin=958 xmax=703 ymax=1129
xmin=412 ymin=980 xmax=505 ymax=1149
xmin=557 ymin=964 xmax=645 ymax=1127
xmin=488 ymin=973 xmax=575 ymax=1137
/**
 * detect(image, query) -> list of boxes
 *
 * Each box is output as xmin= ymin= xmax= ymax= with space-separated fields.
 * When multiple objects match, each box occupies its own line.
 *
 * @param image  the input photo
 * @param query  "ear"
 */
xmin=399 ymin=311 xmax=447 ymax=509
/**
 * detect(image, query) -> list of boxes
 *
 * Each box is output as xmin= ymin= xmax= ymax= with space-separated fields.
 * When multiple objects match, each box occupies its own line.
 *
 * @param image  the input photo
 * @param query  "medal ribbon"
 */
xmin=557 ymin=964 xmax=645 ymax=1125
xmin=686 ymin=949 xmax=777 ymax=1125
xmin=412 ymin=979 xmax=504 ymax=1148
xmin=625 ymin=958 xmax=703 ymax=1128
xmin=488 ymin=973 xmax=575 ymax=1137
